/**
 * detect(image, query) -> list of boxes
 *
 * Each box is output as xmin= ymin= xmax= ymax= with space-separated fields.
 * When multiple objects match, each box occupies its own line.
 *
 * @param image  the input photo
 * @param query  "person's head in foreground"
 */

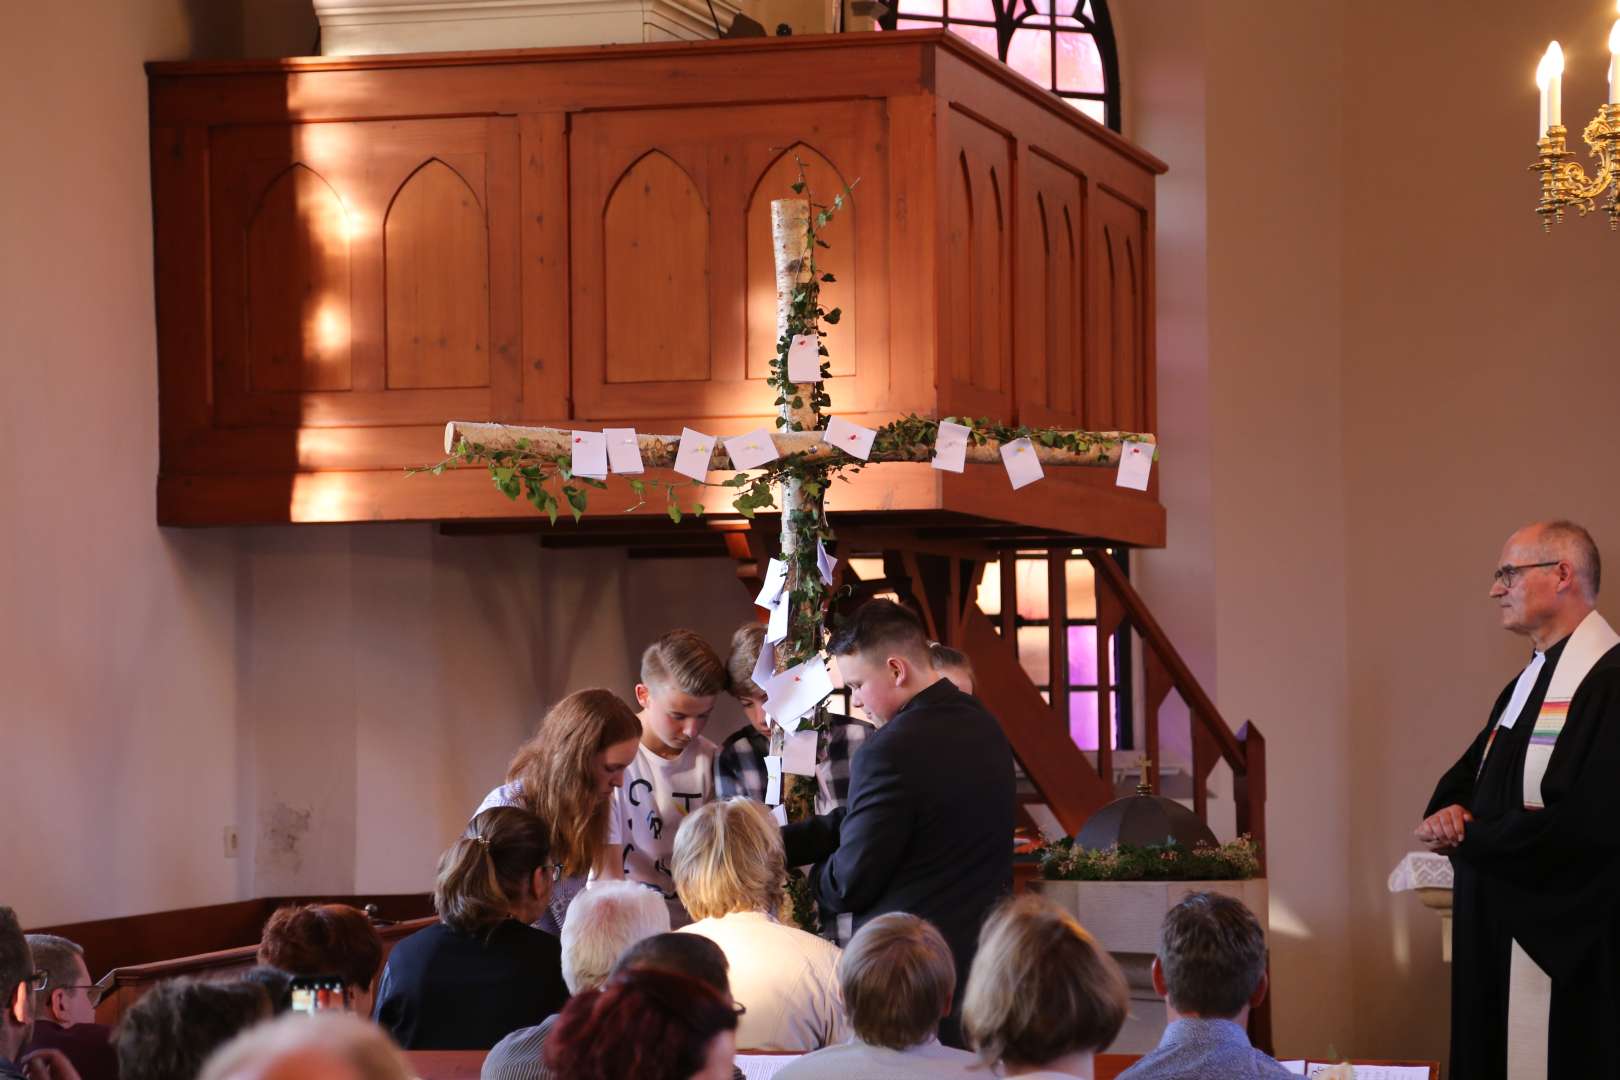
xmin=962 ymin=894 xmax=1128 ymax=1078
xmin=435 ymin=806 xmax=556 ymax=936
xmin=840 ymin=913 xmax=956 ymax=1051
xmin=25 ymin=933 xmax=97 ymax=1029
xmin=198 ymin=1012 xmax=411 ymax=1080
xmin=256 ymin=904 xmax=384 ymax=1016
xmin=544 ymin=967 xmax=739 ymax=1080
xmin=672 ymin=797 xmax=786 ymax=921
xmin=928 ymin=643 xmax=975 ymax=697
xmin=612 ymin=932 xmax=732 ymax=995
xmin=637 ymin=630 xmax=727 ymax=756
xmin=1491 ymin=519 xmax=1601 ymax=648
xmin=1 ymin=906 xmax=38 ymax=1065
xmin=114 ymin=978 xmax=271 ymax=1080
xmin=725 ymin=621 xmax=772 ymax=738
xmin=559 ymin=881 xmax=671 ymax=994
xmin=505 ymin=688 xmax=642 ymax=877
xmin=827 ymin=600 xmax=937 ymax=724
xmin=1153 ymin=892 xmax=1269 ymax=1025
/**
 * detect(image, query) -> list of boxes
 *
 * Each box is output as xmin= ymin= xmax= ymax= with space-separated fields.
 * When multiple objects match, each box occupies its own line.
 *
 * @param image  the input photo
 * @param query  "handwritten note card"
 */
xmin=674 ymin=428 xmax=715 ymax=482
xmin=1000 ymin=437 xmax=1044 ymax=490
xmin=787 ymin=333 xmax=822 ymax=384
xmin=823 ymin=416 xmax=876 ymax=460
xmin=751 ymin=640 xmax=776 ymax=690
xmin=932 ymin=420 xmax=970 ymax=473
xmin=603 ymin=428 xmax=644 ymax=474
xmin=765 ymin=594 xmax=790 ymax=645
xmin=570 ymin=431 xmax=608 ymax=479
xmin=765 ymin=656 xmax=834 ymax=732
xmin=755 ymin=558 xmax=788 ymax=609
xmin=783 ymin=729 xmax=818 ymax=777
xmin=816 ymin=540 xmax=836 ymax=586
xmin=725 ymin=429 xmax=780 ymax=471
xmin=1116 ymin=440 xmax=1155 ymax=491
xmin=764 ymin=755 xmax=783 ymax=805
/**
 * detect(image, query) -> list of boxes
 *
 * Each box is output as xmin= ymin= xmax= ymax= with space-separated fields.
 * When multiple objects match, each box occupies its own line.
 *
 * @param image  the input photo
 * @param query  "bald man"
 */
xmin=1418 ymin=520 xmax=1620 ymax=1080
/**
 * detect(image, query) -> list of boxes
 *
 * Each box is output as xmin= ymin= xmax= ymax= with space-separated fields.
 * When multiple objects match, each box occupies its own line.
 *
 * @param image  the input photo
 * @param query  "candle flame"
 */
xmin=1609 ymin=20 xmax=1620 ymax=55
xmin=1538 ymin=41 xmax=1564 ymax=87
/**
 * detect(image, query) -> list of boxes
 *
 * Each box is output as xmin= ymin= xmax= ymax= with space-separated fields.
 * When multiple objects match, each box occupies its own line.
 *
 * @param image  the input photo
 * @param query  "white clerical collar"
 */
xmin=1496 ymin=650 xmax=1546 ymax=731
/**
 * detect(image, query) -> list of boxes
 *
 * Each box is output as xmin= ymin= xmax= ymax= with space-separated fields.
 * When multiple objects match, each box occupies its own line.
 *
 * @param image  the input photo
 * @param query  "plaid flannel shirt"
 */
xmin=713 ymin=715 xmax=875 ymax=815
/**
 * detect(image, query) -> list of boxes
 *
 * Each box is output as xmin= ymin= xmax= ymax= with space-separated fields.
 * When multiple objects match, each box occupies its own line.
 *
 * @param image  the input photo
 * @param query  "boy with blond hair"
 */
xmin=620 ymin=629 xmax=728 ymax=927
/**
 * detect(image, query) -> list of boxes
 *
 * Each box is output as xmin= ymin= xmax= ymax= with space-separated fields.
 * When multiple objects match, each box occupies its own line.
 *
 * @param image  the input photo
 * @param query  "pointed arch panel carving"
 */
xmin=384 ymin=159 xmax=491 ymax=390
xmin=745 ymin=145 xmax=858 ymax=381
xmin=603 ymin=151 xmax=711 ymax=384
xmin=246 ymin=164 xmax=352 ymax=393
xmin=941 ymin=109 xmax=1013 ymax=417
xmin=1019 ymin=151 xmax=1086 ymax=427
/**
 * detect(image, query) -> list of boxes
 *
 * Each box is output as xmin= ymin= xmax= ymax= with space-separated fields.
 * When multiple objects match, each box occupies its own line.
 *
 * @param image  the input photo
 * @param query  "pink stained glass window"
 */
xmin=1069 ymin=691 xmax=1119 ymax=750
xmin=1056 ymin=31 xmax=1104 ymax=92
xmin=1006 ymin=28 xmax=1053 ymax=90
xmin=878 ymin=0 xmax=1119 ymax=131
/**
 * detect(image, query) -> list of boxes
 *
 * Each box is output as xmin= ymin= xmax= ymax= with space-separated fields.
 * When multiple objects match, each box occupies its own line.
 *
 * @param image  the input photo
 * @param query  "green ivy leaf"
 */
xmin=790 ymin=180 xmax=806 ymax=194
xmin=820 ymin=273 xmax=836 ymax=283
xmin=667 ymin=501 xmax=683 ymax=524
xmin=823 ymin=308 xmax=842 ymax=325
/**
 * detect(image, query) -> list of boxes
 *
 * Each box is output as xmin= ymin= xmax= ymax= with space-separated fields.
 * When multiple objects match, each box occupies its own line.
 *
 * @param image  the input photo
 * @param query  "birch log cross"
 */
xmin=433 ymin=189 xmax=1156 ymax=930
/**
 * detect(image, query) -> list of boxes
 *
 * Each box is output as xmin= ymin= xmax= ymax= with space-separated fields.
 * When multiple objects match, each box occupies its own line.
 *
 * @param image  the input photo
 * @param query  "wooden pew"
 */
xmin=94 ymin=916 xmax=436 ymax=1026
xmin=404 ymin=1050 xmax=485 ymax=1079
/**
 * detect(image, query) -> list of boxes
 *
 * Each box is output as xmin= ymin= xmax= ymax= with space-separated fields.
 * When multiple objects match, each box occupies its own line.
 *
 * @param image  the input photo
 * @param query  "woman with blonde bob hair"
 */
xmin=673 ymin=798 xmax=848 ymax=1052
xmin=962 ymin=894 xmax=1129 ymax=1078
xmin=476 ymin=688 xmax=642 ymax=932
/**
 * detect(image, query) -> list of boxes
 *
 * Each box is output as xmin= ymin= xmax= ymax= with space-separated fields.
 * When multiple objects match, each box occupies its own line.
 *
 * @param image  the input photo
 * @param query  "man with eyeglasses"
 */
xmin=1416 ymin=520 xmax=1620 ymax=1080
xmin=0 ymin=906 xmax=81 ymax=1080
xmin=21 ymin=937 xmax=112 ymax=1080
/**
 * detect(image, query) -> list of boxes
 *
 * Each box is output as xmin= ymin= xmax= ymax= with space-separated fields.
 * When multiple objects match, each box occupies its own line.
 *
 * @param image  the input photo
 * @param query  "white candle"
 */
xmin=1537 ymin=44 xmax=1558 ymax=136
xmin=1608 ymin=20 xmax=1620 ymax=105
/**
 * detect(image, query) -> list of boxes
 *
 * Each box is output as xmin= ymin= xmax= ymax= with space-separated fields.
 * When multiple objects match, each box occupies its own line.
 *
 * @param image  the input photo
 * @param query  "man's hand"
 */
xmin=22 ymin=1049 xmax=83 ymax=1080
xmin=1415 ymin=803 xmax=1473 ymax=851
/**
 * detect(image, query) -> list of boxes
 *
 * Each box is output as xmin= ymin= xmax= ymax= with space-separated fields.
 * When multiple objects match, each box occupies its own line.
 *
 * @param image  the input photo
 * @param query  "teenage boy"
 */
xmin=715 ymin=622 xmax=874 ymax=815
xmin=619 ymin=629 xmax=728 ymax=927
xmin=782 ymin=600 xmax=1013 ymax=1047
xmin=928 ymin=643 xmax=976 ymax=697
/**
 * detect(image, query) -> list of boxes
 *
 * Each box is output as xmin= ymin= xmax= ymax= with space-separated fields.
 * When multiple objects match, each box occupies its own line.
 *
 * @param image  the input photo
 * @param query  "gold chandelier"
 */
xmin=1531 ymin=15 xmax=1620 ymax=231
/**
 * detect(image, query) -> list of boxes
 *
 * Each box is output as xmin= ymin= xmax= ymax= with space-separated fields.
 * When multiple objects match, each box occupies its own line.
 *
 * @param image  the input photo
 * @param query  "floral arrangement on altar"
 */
xmin=1037 ymin=836 xmax=1262 ymax=882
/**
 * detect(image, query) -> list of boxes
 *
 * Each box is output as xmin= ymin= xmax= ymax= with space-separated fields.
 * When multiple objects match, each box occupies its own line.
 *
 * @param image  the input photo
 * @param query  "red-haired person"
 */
xmin=256 ymin=904 xmax=384 ymax=1016
xmin=544 ymin=967 xmax=738 ymax=1080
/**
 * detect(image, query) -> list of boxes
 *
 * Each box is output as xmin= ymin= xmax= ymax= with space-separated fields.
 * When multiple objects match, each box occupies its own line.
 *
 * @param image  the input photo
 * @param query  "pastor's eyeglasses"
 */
xmin=1492 ymin=561 xmax=1559 ymax=587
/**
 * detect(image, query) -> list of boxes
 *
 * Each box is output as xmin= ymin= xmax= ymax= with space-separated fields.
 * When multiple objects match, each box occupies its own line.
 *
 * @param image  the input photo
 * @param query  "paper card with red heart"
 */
xmin=571 ymin=430 xmax=608 ymax=479
xmin=824 ymin=415 xmax=876 ymax=460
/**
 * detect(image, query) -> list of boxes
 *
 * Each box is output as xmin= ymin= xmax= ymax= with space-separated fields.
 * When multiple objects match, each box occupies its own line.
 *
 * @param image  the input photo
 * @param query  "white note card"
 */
xmin=816 ymin=540 xmax=836 ymax=586
xmin=769 ymin=804 xmax=789 ymax=827
xmin=783 ymin=729 xmax=818 ymax=777
xmin=764 ymin=755 xmax=783 ymax=805
xmin=932 ymin=420 xmax=970 ymax=473
xmin=737 ymin=1053 xmax=797 ymax=1080
xmin=751 ymin=639 xmax=776 ymax=690
xmin=1116 ymin=440 xmax=1155 ymax=491
xmin=765 ymin=656 xmax=834 ymax=730
xmin=1000 ymin=437 xmax=1044 ymax=490
xmin=787 ymin=333 xmax=822 ymax=384
xmin=603 ymin=428 xmax=644 ymax=474
xmin=755 ymin=558 xmax=788 ymax=609
xmin=824 ymin=416 xmax=876 ymax=460
xmin=674 ymin=427 xmax=715 ymax=482
xmin=570 ymin=430 xmax=608 ymax=479
xmin=725 ymin=429 xmax=780 ymax=472
xmin=766 ymin=594 xmax=790 ymax=645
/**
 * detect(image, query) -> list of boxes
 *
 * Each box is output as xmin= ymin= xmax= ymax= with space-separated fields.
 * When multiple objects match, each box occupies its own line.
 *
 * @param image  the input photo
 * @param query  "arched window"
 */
xmin=881 ymin=0 xmax=1121 ymax=131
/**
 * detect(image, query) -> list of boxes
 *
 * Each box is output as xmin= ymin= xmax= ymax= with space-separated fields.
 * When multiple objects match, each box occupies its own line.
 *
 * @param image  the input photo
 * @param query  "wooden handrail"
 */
xmin=1085 ymin=550 xmax=1246 ymax=769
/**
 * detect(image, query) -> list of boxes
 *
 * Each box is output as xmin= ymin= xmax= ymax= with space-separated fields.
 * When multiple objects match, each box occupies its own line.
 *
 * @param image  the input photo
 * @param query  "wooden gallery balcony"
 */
xmin=147 ymin=30 xmax=1166 ymax=542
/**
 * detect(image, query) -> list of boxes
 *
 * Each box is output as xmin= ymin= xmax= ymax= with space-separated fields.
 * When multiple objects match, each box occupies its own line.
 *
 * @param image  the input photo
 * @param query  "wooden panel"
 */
xmin=604 ymin=151 xmax=711 ymax=384
xmin=745 ymin=145 xmax=857 ymax=381
xmin=246 ymin=164 xmax=353 ymax=393
xmin=940 ymin=107 xmax=1013 ymax=418
xmin=1019 ymin=151 xmax=1087 ymax=428
xmin=385 ymin=159 xmax=491 ymax=390
xmin=571 ymin=101 xmax=889 ymax=421
xmin=1088 ymin=188 xmax=1147 ymax=432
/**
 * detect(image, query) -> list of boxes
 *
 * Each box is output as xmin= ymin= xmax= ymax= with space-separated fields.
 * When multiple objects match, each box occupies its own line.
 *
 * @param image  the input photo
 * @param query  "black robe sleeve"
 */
xmin=815 ymin=733 xmax=914 ymax=916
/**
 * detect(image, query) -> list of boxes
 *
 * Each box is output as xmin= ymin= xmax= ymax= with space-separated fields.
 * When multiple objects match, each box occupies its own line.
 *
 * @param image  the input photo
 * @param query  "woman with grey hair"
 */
xmin=199 ymin=1013 xmax=411 ymax=1080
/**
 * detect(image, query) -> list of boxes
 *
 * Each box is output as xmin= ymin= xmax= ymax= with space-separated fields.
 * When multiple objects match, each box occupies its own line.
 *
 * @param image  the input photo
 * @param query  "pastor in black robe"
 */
xmin=1425 ymin=634 xmax=1620 ymax=1079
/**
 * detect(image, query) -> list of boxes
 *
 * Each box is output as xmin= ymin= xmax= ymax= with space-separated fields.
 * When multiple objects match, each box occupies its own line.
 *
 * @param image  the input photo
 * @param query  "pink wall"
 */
xmin=1124 ymin=0 xmax=1620 ymax=1069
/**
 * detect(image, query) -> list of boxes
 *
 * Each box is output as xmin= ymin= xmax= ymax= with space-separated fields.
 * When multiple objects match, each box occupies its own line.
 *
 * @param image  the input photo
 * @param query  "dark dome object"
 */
xmin=1075 ymin=772 xmax=1218 ymax=851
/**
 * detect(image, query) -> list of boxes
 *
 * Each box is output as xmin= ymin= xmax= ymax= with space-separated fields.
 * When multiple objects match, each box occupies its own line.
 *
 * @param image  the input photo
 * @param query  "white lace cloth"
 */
xmin=1387 ymin=851 xmax=1455 ymax=893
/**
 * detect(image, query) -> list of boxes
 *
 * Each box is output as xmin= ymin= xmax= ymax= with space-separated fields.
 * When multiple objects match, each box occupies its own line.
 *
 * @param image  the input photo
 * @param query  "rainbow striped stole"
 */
xmin=1522 ymin=611 xmax=1620 ymax=810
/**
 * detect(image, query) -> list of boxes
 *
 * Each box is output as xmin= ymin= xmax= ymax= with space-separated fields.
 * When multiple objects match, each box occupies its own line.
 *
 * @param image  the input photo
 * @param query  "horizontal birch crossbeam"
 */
xmin=443 ymin=421 xmax=1157 ymax=471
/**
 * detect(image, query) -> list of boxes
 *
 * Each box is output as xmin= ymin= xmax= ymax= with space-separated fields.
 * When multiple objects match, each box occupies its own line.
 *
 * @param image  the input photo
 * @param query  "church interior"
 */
xmin=5 ymin=1 xmax=1620 ymax=1077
